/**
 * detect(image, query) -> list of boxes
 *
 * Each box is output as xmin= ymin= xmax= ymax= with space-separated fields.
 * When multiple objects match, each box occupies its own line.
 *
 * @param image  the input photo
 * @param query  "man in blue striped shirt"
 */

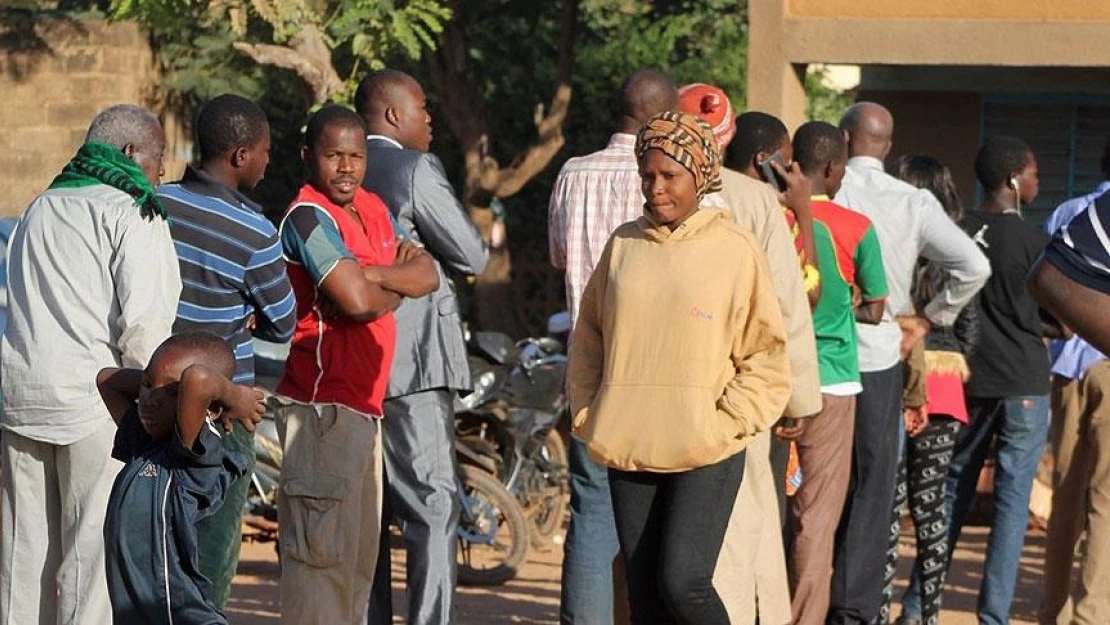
xmin=1032 ymin=185 xmax=1110 ymax=358
xmin=1034 ymin=140 xmax=1110 ymax=624
xmin=157 ymin=94 xmax=296 ymax=608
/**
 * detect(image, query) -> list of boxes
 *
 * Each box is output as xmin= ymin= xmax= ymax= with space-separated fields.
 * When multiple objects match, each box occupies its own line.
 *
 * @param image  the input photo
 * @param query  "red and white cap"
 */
xmin=677 ymin=83 xmax=736 ymax=149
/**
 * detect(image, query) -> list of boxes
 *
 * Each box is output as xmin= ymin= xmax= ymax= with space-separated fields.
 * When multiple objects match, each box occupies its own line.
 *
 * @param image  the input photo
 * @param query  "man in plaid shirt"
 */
xmin=547 ymin=69 xmax=677 ymax=625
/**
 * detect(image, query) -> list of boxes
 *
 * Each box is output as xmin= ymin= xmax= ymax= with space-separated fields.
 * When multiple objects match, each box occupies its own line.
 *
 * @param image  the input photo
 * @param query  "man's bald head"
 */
xmin=618 ymin=69 xmax=678 ymax=133
xmin=839 ymin=101 xmax=893 ymax=160
xmin=354 ymin=69 xmax=433 ymax=151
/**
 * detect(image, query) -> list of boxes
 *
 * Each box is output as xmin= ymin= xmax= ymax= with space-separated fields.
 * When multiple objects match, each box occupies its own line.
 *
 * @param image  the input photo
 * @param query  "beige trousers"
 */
xmin=274 ymin=400 xmax=384 ymax=625
xmin=0 ymin=420 xmax=119 ymax=625
xmin=1041 ymin=361 xmax=1110 ymax=625
xmin=714 ymin=429 xmax=793 ymax=625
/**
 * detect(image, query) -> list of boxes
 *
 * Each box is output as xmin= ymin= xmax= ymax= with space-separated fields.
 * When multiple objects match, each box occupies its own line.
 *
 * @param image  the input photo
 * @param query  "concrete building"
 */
xmin=0 ymin=15 xmax=188 ymax=217
xmin=749 ymin=0 xmax=1110 ymax=222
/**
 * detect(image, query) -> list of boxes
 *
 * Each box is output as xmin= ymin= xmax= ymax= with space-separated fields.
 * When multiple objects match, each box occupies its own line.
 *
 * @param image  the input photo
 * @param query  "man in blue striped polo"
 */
xmin=157 ymin=94 xmax=296 ymax=608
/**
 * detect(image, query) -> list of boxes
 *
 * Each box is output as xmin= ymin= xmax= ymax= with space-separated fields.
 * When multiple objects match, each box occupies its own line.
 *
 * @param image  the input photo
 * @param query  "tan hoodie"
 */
xmin=569 ymin=208 xmax=791 ymax=472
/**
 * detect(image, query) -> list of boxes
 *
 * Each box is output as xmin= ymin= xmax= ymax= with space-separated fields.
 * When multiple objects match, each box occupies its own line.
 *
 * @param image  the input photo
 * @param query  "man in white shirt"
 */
xmin=828 ymin=102 xmax=990 ymax=625
xmin=0 ymin=104 xmax=182 ymax=625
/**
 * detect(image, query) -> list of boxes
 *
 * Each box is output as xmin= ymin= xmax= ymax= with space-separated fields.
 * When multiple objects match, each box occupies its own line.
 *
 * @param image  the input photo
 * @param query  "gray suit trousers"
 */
xmin=368 ymin=389 xmax=460 ymax=625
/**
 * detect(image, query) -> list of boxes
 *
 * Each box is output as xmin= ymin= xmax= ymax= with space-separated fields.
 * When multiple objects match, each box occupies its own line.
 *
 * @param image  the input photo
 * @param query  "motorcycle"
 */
xmin=454 ymin=442 xmax=531 ymax=586
xmin=455 ymin=313 xmax=571 ymax=551
xmin=244 ymin=339 xmax=531 ymax=587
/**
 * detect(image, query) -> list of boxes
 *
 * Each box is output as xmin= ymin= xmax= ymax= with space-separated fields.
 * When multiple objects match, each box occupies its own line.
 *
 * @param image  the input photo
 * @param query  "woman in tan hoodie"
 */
xmin=569 ymin=111 xmax=792 ymax=624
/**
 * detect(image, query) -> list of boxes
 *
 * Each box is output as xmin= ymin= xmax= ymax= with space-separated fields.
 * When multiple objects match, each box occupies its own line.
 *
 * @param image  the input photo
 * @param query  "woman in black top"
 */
xmin=904 ymin=137 xmax=1066 ymax=625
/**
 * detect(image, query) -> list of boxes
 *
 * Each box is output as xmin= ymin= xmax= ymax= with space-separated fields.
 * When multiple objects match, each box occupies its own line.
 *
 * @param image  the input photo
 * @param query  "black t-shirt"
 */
xmin=962 ymin=211 xmax=1050 ymax=397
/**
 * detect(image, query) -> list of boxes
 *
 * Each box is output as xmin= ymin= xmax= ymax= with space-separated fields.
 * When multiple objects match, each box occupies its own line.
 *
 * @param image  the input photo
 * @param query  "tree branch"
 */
xmin=231 ymin=23 xmax=342 ymax=105
xmin=427 ymin=0 xmax=577 ymax=206
xmin=491 ymin=0 xmax=577 ymax=198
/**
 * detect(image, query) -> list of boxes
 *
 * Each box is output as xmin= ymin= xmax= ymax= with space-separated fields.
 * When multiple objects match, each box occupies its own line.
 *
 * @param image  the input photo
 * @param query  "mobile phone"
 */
xmin=758 ymin=152 xmax=788 ymax=193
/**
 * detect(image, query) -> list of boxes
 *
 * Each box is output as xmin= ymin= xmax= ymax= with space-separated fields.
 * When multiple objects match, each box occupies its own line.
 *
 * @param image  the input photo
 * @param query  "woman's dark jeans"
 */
xmin=608 ymin=450 xmax=746 ymax=625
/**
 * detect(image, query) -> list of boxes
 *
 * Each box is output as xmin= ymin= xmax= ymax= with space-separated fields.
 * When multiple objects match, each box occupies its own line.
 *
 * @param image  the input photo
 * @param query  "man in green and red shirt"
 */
xmin=272 ymin=106 xmax=438 ymax=625
xmin=786 ymin=120 xmax=888 ymax=625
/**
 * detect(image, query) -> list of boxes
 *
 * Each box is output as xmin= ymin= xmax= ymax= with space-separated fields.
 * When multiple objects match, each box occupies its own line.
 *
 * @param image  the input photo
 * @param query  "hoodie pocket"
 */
xmin=584 ymin=384 xmax=738 ymax=470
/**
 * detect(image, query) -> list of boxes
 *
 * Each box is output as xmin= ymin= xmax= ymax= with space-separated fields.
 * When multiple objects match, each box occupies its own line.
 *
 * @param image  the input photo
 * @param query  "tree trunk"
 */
xmin=427 ymin=0 xmax=577 ymax=336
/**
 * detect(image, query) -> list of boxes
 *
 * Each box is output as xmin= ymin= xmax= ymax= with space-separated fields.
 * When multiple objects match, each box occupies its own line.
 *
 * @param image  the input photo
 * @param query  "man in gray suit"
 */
xmin=356 ymin=69 xmax=489 ymax=625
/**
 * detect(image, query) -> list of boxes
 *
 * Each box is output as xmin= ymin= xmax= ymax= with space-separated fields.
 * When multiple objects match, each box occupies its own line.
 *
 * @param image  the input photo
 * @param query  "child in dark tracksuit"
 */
xmin=97 ymin=331 xmax=264 ymax=625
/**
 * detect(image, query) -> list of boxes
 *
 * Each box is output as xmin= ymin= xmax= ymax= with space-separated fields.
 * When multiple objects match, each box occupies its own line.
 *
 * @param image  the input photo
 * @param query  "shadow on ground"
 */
xmin=230 ymin=525 xmax=1046 ymax=624
xmin=890 ymin=527 xmax=1045 ymax=624
xmin=228 ymin=531 xmax=561 ymax=624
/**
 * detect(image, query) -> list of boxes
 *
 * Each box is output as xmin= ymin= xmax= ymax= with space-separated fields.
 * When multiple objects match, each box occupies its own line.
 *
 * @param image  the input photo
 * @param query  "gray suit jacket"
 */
xmin=363 ymin=136 xmax=489 ymax=398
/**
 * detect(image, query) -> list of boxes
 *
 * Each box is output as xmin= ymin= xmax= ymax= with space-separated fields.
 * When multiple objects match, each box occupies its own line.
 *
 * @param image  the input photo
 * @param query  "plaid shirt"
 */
xmin=548 ymin=133 xmax=643 ymax=326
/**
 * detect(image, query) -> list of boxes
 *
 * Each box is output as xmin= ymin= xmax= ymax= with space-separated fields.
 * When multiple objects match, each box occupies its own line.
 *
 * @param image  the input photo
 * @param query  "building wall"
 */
xmin=859 ymin=66 xmax=1110 ymax=223
xmin=0 ymin=15 xmax=188 ymax=216
xmin=856 ymin=90 xmax=982 ymax=210
xmin=788 ymin=0 xmax=1110 ymax=21
xmin=860 ymin=66 xmax=1110 ymax=96
xmin=749 ymin=0 xmax=1110 ymax=127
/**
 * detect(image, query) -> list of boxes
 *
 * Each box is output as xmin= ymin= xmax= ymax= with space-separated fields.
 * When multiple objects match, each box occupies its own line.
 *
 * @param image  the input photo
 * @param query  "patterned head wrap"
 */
xmin=635 ymin=111 xmax=722 ymax=199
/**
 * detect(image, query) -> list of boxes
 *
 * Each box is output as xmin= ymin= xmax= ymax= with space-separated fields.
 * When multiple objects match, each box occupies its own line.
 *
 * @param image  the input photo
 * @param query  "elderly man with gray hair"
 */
xmin=0 ymin=104 xmax=182 ymax=624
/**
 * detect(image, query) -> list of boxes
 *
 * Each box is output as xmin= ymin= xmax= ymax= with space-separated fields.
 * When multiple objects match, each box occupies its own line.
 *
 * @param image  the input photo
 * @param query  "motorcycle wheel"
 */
xmin=529 ymin=430 xmax=569 ymax=551
xmin=456 ymin=465 xmax=530 ymax=586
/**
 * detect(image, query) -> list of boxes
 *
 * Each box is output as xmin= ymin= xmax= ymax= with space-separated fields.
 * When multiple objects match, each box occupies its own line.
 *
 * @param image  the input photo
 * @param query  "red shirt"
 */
xmin=782 ymin=207 xmax=806 ymax=265
xmin=277 ymin=184 xmax=397 ymax=416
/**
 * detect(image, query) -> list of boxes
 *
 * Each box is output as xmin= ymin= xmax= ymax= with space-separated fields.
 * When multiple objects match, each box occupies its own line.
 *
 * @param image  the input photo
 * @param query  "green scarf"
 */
xmin=48 ymin=141 xmax=166 ymax=221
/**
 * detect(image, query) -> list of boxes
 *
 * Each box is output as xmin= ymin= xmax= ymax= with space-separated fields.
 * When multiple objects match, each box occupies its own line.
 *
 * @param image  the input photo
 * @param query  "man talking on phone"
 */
xmin=725 ymin=112 xmax=821 ymax=307
xmin=718 ymin=111 xmax=823 ymax=523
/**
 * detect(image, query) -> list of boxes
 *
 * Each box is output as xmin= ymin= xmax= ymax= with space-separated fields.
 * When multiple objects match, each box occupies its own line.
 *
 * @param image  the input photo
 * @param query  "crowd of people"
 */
xmin=0 ymin=70 xmax=486 ymax=625
xmin=1 ymin=62 xmax=1110 ymax=625
xmin=550 ymin=70 xmax=1110 ymax=625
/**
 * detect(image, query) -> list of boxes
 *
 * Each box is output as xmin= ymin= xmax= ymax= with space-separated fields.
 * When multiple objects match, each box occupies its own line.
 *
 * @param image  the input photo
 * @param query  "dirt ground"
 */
xmin=227 ymin=525 xmax=1046 ymax=624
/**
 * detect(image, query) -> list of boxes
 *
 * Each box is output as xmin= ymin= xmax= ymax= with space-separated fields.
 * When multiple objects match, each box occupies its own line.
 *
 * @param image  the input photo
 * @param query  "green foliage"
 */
xmin=571 ymin=0 xmax=748 ymax=141
xmin=805 ymin=66 xmax=855 ymax=124
xmin=104 ymin=0 xmax=449 ymax=210
xmin=251 ymin=69 xmax=314 ymax=217
xmin=104 ymin=0 xmax=853 ymax=311
xmin=331 ymin=0 xmax=449 ymax=66
xmin=1 ymin=0 xmax=48 ymax=8
xmin=108 ymin=0 xmax=449 ymax=99
xmin=159 ymin=29 xmax=266 ymax=101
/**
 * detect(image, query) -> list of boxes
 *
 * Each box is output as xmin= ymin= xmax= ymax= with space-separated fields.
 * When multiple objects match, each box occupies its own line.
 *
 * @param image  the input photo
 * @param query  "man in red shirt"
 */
xmin=272 ymin=106 xmax=437 ymax=625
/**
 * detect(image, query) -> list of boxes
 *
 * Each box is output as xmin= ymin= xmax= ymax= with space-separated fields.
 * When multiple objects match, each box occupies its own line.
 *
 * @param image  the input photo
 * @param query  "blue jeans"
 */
xmin=901 ymin=395 xmax=1049 ymax=625
xmin=560 ymin=439 xmax=620 ymax=625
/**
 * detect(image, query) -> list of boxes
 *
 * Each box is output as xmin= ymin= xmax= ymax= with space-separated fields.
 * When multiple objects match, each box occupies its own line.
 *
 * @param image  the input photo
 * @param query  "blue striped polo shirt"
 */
xmin=1047 ymin=191 xmax=1110 ymax=297
xmin=158 ymin=167 xmax=296 ymax=384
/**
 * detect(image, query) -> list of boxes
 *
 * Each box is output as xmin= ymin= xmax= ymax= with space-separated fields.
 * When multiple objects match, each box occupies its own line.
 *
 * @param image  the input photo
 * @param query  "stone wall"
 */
xmin=0 ymin=15 xmax=188 ymax=216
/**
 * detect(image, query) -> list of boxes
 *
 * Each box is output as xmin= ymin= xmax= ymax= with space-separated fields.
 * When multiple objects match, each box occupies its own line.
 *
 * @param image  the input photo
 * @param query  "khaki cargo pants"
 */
xmin=1042 ymin=361 xmax=1110 ymax=625
xmin=273 ymin=399 xmax=384 ymax=625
